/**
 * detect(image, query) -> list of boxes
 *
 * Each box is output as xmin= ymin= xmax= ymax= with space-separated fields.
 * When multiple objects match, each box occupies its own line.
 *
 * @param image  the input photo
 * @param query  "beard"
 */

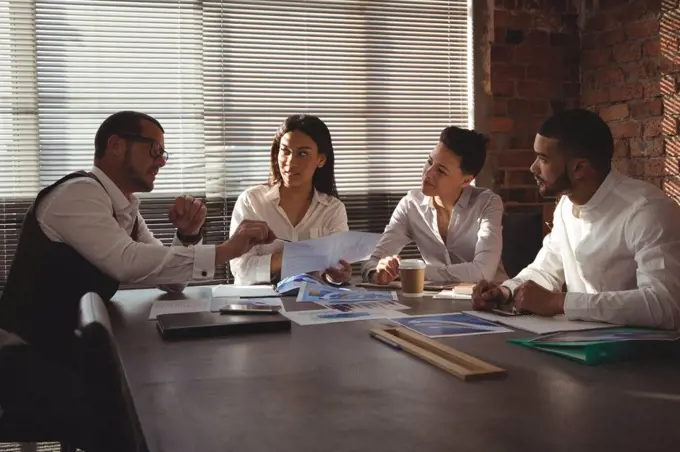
xmin=536 ymin=171 xmax=572 ymax=198
xmin=124 ymin=147 xmax=154 ymax=192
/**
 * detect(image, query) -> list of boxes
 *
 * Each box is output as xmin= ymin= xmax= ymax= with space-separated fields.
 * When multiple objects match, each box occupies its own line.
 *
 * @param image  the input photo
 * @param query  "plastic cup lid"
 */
xmin=399 ymin=259 xmax=426 ymax=270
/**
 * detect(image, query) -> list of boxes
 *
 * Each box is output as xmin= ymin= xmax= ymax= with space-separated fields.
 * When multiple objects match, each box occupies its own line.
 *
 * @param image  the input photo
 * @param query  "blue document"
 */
xmin=276 ymin=273 xmax=330 ymax=296
xmin=296 ymin=282 xmax=397 ymax=303
xmin=392 ymin=313 xmax=512 ymax=338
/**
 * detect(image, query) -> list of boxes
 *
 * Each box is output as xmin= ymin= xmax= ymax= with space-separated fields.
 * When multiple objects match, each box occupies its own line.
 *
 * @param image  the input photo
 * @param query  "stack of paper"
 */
xmin=392 ymin=313 xmax=512 ymax=338
xmin=433 ymin=290 xmax=472 ymax=300
xmin=432 ymin=284 xmax=474 ymax=299
xmin=148 ymin=298 xmax=211 ymax=320
xmin=212 ymin=284 xmax=278 ymax=298
xmin=454 ymin=284 xmax=475 ymax=295
xmin=209 ymin=296 xmax=284 ymax=312
xmin=282 ymin=308 xmax=408 ymax=326
xmin=463 ymin=310 xmax=614 ymax=335
xmin=282 ymin=281 xmax=408 ymax=326
xmin=296 ymin=282 xmax=398 ymax=303
xmin=148 ymin=285 xmax=282 ymax=320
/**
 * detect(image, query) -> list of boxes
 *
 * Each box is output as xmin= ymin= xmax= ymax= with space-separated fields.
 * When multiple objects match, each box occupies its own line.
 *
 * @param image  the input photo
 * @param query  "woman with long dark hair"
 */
xmin=230 ymin=114 xmax=351 ymax=285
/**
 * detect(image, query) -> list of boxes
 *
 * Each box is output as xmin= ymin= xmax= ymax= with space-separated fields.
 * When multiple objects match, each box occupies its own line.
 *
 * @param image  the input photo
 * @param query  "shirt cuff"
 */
xmin=234 ymin=254 xmax=273 ymax=285
xmin=192 ymin=244 xmax=216 ymax=280
xmin=425 ymin=264 xmax=457 ymax=283
xmin=255 ymin=253 xmax=273 ymax=284
xmin=501 ymin=279 xmax=522 ymax=295
xmin=562 ymin=292 xmax=589 ymax=320
xmin=361 ymin=259 xmax=378 ymax=282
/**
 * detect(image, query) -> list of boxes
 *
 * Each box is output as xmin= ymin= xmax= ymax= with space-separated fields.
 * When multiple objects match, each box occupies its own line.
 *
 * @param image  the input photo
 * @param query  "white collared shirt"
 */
xmin=229 ymin=184 xmax=348 ymax=285
xmin=362 ymin=186 xmax=507 ymax=283
xmin=36 ymin=167 xmax=216 ymax=287
xmin=503 ymin=170 xmax=680 ymax=329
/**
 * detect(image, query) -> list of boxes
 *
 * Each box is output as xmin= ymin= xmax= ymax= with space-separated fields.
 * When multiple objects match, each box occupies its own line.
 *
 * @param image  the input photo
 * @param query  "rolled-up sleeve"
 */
xmin=135 ymin=216 xmax=215 ymax=292
xmin=228 ymin=192 xmax=278 ymax=285
xmin=39 ymin=180 xmax=216 ymax=285
xmin=361 ymin=196 xmax=412 ymax=281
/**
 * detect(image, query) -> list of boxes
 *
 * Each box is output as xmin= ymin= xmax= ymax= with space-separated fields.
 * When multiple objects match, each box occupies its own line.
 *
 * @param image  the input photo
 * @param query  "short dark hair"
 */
xmin=439 ymin=126 xmax=488 ymax=177
xmin=538 ymin=108 xmax=614 ymax=174
xmin=94 ymin=111 xmax=164 ymax=159
xmin=269 ymin=114 xmax=339 ymax=198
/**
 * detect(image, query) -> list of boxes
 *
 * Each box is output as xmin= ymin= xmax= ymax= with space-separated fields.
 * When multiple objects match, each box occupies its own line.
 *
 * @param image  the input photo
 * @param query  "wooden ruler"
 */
xmin=370 ymin=327 xmax=506 ymax=381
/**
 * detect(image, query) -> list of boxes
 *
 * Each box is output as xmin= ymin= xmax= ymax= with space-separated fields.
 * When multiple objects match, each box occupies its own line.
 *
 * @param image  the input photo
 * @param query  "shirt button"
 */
xmin=201 ymin=271 xmax=207 ymax=277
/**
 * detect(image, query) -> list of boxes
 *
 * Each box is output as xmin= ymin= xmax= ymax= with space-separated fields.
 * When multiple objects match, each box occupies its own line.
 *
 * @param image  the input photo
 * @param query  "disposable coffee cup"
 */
xmin=399 ymin=259 xmax=426 ymax=297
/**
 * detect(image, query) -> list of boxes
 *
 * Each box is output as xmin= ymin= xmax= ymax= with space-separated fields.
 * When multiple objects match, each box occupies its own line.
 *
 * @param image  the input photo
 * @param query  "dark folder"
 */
xmin=156 ymin=311 xmax=291 ymax=340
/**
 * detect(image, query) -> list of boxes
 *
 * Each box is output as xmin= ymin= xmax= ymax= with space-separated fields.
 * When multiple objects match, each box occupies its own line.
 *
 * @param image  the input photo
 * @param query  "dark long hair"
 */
xmin=268 ymin=114 xmax=339 ymax=198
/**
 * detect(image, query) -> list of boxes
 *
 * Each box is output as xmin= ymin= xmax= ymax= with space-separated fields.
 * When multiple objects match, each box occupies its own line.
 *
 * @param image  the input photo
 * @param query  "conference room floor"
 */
xmin=110 ymin=285 xmax=680 ymax=452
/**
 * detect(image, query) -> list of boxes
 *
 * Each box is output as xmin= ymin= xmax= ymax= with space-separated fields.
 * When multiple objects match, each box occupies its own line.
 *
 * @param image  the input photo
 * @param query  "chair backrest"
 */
xmin=501 ymin=211 xmax=544 ymax=279
xmin=78 ymin=292 xmax=149 ymax=452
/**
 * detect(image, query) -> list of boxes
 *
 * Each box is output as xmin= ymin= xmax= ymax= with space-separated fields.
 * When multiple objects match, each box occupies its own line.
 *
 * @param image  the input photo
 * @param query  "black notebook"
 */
xmin=156 ymin=311 xmax=291 ymax=340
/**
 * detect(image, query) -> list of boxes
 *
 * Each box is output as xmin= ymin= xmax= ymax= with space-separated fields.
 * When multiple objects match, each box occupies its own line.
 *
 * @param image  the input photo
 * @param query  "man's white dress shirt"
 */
xmin=229 ymin=184 xmax=348 ymax=285
xmin=503 ymin=170 xmax=680 ymax=329
xmin=362 ymin=186 xmax=507 ymax=283
xmin=37 ymin=167 xmax=216 ymax=287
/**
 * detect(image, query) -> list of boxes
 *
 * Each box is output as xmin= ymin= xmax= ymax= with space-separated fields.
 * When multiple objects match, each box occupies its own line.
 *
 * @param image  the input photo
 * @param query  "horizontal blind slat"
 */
xmin=1 ymin=0 xmax=470 ymax=289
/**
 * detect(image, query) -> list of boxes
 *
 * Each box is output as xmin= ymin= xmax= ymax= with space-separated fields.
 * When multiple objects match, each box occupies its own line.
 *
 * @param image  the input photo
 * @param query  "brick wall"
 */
xmin=490 ymin=0 xmax=581 ymax=232
xmin=581 ymin=0 xmax=680 ymax=203
xmin=662 ymin=1 xmax=680 ymax=202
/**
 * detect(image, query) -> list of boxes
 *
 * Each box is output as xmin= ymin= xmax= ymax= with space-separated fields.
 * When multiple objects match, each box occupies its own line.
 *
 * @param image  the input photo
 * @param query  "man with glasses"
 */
xmin=0 ymin=111 xmax=275 ymax=450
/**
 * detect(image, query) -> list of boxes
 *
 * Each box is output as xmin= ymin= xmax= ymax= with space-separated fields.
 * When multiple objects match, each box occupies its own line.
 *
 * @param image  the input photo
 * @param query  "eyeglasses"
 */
xmin=118 ymin=134 xmax=169 ymax=162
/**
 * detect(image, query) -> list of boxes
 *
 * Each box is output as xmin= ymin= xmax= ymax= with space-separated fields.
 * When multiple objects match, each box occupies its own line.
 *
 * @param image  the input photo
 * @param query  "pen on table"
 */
xmin=370 ymin=332 xmax=402 ymax=350
xmin=279 ymin=238 xmax=291 ymax=242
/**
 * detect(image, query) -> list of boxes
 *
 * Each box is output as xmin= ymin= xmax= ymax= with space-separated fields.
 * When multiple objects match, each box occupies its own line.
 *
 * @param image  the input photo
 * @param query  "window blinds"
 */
xmin=0 ymin=0 xmax=471 ymax=290
xmin=204 ymin=0 xmax=471 ymax=197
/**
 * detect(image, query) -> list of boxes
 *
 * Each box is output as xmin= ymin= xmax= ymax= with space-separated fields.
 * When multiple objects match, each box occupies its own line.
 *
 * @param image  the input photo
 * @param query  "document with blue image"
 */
xmin=392 ymin=313 xmax=512 ymax=338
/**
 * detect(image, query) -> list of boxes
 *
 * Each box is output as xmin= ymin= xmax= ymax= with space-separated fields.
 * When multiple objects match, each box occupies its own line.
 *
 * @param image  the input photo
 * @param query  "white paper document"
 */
xmin=148 ymin=298 xmax=211 ymax=320
xmin=209 ymin=296 xmax=284 ymax=312
xmin=462 ymin=311 xmax=615 ymax=335
xmin=281 ymin=231 xmax=381 ymax=280
xmin=316 ymin=299 xmax=410 ymax=312
xmin=433 ymin=290 xmax=472 ymax=300
xmin=296 ymin=282 xmax=397 ymax=303
xmin=282 ymin=308 xmax=408 ymax=326
xmin=212 ymin=284 xmax=278 ymax=298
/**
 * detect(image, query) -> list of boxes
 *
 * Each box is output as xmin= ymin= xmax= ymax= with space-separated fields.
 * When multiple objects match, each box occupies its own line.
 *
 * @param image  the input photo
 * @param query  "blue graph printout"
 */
xmin=296 ymin=282 xmax=397 ymax=303
xmin=392 ymin=313 xmax=512 ymax=338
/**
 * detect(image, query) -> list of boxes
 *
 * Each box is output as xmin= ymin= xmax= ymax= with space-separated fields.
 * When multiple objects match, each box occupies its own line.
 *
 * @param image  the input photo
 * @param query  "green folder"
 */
xmin=508 ymin=328 xmax=680 ymax=365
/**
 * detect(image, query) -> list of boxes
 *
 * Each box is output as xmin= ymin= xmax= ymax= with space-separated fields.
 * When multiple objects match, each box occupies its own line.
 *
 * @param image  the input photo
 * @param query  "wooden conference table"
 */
xmin=110 ymin=286 xmax=680 ymax=452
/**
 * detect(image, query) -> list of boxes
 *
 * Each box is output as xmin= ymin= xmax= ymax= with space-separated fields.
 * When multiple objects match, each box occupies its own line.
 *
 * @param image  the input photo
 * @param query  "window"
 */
xmin=1 ymin=0 xmax=472 ymax=290
xmin=205 ymin=0 xmax=471 ymax=196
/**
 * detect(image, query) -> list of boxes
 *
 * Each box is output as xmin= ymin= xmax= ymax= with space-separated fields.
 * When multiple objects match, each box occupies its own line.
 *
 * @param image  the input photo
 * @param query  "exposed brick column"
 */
xmin=490 ymin=1 xmax=581 ymax=234
xmin=582 ymin=0 xmax=680 ymax=204
xmin=582 ymin=0 xmax=662 ymax=183
xmin=660 ymin=0 xmax=680 ymax=202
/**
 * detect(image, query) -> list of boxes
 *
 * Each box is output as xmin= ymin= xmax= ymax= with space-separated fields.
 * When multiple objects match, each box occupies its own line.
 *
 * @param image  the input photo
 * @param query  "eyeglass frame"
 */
xmin=117 ymin=133 xmax=169 ymax=162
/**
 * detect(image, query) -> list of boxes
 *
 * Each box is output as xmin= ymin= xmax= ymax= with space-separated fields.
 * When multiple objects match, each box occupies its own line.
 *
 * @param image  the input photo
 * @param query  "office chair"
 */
xmin=0 ymin=328 xmax=77 ymax=452
xmin=0 ymin=418 xmax=75 ymax=452
xmin=77 ymin=292 xmax=150 ymax=452
xmin=501 ymin=211 xmax=544 ymax=278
